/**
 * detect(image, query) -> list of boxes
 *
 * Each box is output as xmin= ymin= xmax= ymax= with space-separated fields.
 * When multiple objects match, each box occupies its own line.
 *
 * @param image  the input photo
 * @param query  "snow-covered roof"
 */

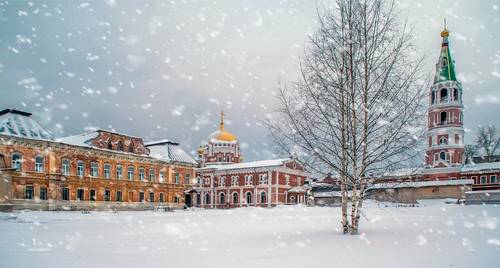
xmin=288 ymin=186 xmax=308 ymax=193
xmin=0 ymin=109 xmax=53 ymax=140
xmin=146 ymin=140 xmax=197 ymax=165
xmin=204 ymin=158 xmax=291 ymax=171
xmin=461 ymin=162 xmax=500 ymax=173
xmin=56 ymin=131 xmax=99 ymax=147
xmin=369 ymin=179 xmax=473 ymax=190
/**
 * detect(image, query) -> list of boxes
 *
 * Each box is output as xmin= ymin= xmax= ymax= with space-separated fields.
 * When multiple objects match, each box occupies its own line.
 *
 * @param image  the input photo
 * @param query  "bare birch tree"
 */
xmin=268 ymin=0 xmax=427 ymax=234
xmin=475 ymin=125 xmax=500 ymax=162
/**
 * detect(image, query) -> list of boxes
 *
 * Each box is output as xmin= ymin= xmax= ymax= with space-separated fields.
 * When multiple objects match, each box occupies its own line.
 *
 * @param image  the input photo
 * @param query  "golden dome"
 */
xmin=209 ymin=111 xmax=237 ymax=142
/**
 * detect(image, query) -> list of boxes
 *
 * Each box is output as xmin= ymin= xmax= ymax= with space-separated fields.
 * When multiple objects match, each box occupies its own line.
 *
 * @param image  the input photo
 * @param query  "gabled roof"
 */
xmin=0 ymin=108 xmax=53 ymax=140
xmin=461 ymin=162 xmax=500 ymax=173
xmin=146 ymin=140 xmax=197 ymax=165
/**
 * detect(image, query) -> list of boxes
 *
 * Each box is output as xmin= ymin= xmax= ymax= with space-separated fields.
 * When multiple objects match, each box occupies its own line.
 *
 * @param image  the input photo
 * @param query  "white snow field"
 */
xmin=0 ymin=200 xmax=499 ymax=268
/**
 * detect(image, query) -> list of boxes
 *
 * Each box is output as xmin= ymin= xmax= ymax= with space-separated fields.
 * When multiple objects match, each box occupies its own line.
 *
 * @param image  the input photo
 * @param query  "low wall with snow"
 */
xmin=0 ymin=199 xmax=184 ymax=212
xmin=369 ymin=184 xmax=470 ymax=203
xmin=465 ymin=190 xmax=500 ymax=204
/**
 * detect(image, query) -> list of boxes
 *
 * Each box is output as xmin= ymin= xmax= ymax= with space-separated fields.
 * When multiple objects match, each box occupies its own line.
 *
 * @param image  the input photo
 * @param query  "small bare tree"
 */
xmin=269 ymin=0 xmax=426 ymax=234
xmin=464 ymin=144 xmax=478 ymax=164
xmin=475 ymin=125 xmax=500 ymax=162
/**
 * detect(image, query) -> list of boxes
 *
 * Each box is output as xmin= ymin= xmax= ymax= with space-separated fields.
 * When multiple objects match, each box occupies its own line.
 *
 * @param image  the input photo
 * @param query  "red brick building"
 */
xmin=0 ymin=109 xmax=196 ymax=211
xmin=191 ymin=112 xmax=309 ymax=208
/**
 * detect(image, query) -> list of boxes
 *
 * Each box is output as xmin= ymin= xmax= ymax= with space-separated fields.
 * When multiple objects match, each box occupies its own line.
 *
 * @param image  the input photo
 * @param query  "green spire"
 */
xmin=434 ymin=21 xmax=457 ymax=83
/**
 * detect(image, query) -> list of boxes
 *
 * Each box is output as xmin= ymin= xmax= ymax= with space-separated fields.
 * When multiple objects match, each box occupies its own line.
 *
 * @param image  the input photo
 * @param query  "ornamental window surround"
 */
xmin=116 ymin=165 xmax=123 ymax=180
xmin=139 ymin=167 xmax=145 ymax=181
xmin=128 ymin=166 xmax=135 ymax=180
xmin=259 ymin=174 xmax=268 ymax=185
xmin=11 ymin=152 xmax=22 ymax=171
xmin=219 ymin=176 xmax=226 ymax=187
xmin=35 ymin=155 xmax=44 ymax=173
xmin=245 ymin=175 xmax=253 ymax=186
xmin=231 ymin=176 xmax=239 ymax=186
xmin=90 ymin=162 xmax=99 ymax=177
xmin=77 ymin=161 xmax=84 ymax=177
xmin=104 ymin=163 xmax=111 ymax=179
xmin=62 ymin=159 xmax=70 ymax=175
xmin=149 ymin=169 xmax=155 ymax=182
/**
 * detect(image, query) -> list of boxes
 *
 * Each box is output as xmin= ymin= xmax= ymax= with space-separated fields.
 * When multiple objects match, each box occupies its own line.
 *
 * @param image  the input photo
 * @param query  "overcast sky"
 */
xmin=1 ymin=0 xmax=499 ymax=161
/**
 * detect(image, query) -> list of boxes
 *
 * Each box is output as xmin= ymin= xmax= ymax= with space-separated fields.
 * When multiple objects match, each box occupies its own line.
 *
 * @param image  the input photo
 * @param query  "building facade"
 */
xmin=0 ymin=109 xmax=196 ymax=211
xmin=191 ymin=112 xmax=309 ymax=208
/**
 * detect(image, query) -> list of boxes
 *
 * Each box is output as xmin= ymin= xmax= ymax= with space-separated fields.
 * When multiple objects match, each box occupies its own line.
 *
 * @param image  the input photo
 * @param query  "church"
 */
xmin=368 ymin=26 xmax=500 ymax=203
xmin=188 ymin=112 xmax=309 ymax=208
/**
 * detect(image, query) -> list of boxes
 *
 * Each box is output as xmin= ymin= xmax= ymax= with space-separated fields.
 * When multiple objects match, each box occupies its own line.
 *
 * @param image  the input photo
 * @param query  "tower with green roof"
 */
xmin=424 ymin=23 xmax=465 ymax=177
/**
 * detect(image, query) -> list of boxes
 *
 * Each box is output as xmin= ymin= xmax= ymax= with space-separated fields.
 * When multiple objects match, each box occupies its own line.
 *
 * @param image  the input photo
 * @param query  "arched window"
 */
xmin=453 ymin=88 xmax=458 ymax=101
xmin=197 ymin=194 xmax=201 ymax=205
xmin=441 ymin=57 xmax=448 ymax=67
xmin=220 ymin=193 xmax=225 ymax=204
xmin=440 ymin=88 xmax=448 ymax=102
xmin=439 ymin=137 xmax=447 ymax=145
xmin=90 ymin=189 xmax=96 ymax=201
xmin=439 ymin=151 xmax=446 ymax=161
xmin=205 ymin=193 xmax=211 ymax=204
xmin=440 ymin=111 xmax=447 ymax=124
xmin=431 ymin=92 xmax=436 ymax=104
xmin=11 ymin=153 xmax=22 ymax=171
xmin=246 ymin=192 xmax=252 ymax=205
xmin=260 ymin=192 xmax=267 ymax=204
xmin=35 ymin=155 xmax=44 ymax=173
xmin=232 ymin=192 xmax=238 ymax=204
xmin=107 ymin=141 xmax=113 ymax=150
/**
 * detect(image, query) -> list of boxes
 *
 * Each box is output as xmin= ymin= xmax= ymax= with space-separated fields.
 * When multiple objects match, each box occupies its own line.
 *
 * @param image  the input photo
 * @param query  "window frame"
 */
xmin=11 ymin=152 xmax=22 ymax=171
xmin=90 ymin=162 xmax=99 ymax=177
xmin=25 ymin=185 xmax=34 ymax=200
xmin=127 ymin=166 xmax=135 ymax=180
xmin=103 ymin=163 xmax=111 ymax=179
xmin=34 ymin=155 xmax=44 ymax=173
xmin=62 ymin=158 xmax=70 ymax=176
xmin=40 ymin=187 xmax=47 ymax=200
xmin=77 ymin=161 xmax=84 ymax=177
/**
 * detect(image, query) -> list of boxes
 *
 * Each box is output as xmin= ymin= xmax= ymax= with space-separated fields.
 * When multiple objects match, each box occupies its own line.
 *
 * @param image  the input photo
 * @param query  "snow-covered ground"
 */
xmin=0 ymin=200 xmax=499 ymax=268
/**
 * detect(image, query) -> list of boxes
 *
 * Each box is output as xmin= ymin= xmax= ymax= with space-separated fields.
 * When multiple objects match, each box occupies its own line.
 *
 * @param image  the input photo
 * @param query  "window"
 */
xmin=259 ymin=174 xmax=268 ymax=185
xmin=260 ymin=192 xmax=267 ymax=204
xmin=159 ymin=193 xmax=164 ymax=203
xmin=285 ymin=175 xmax=290 ymax=186
xmin=440 ymin=111 xmax=447 ymax=124
xmin=246 ymin=192 xmax=252 ymax=205
xmin=90 ymin=162 xmax=99 ymax=177
xmin=116 ymin=165 xmax=123 ymax=180
xmin=62 ymin=159 xmax=70 ymax=175
xmin=232 ymin=192 xmax=238 ymax=204
xmin=149 ymin=192 xmax=154 ymax=202
xmin=11 ymin=153 xmax=22 ymax=171
xmin=159 ymin=171 xmax=165 ymax=183
xmin=196 ymin=194 xmax=201 ymax=205
xmin=431 ymin=92 xmax=436 ymax=104
xmin=128 ymin=166 xmax=134 ymax=180
xmin=245 ymin=175 xmax=253 ymax=186
xmin=62 ymin=188 xmax=70 ymax=201
xmin=196 ymin=177 xmax=202 ymax=186
xmin=205 ymin=193 xmax=210 ymax=204
xmin=231 ymin=176 xmax=239 ymax=186
xmin=185 ymin=174 xmax=190 ymax=185
xmin=220 ymin=193 xmax=225 ymax=204
xmin=149 ymin=169 xmax=155 ymax=182
xmin=25 ymin=186 xmax=34 ymax=199
xmin=77 ymin=161 xmax=84 ymax=177
xmin=128 ymin=145 xmax=134 ymax=153
xmin=104 ymin=164 xmax=111 ymax=179
xmin=90 ymin=189 xmax=96 ymax=201
xmin=491 ymin=175 xmax=497 ymax=184
xmin=219 ymin=176 xmax=226 ymax=187
xmin=174 ymin=195 xmax=179 ymax=203
xmin=453 ymin=88 xmax=458 ymax=101
xmin=116 ymin=191 xmax=122 ymax=202
xmin=139 ymin=167 xmax=145 ymax=181
xmin=117 ymin=141 xmax=124 ymax=151
xmin=104 ymin=189 xmax=111 ymax=201
xmin=439 ymin=137 xmax=447 ymax=145
xmin=40 ymin=187 xmax=47 ymax=200
xmin=175 ymin=172 xmax=180 ymax=184
xmin=139 ymin=192 xmax=145 ymax=202
xmin=440 ymin=88 xmax=448 ymax=102
xmin=480 ymin=176 xmax=487 ymax=184
xmin=439 ymin=151 xmax=447 ymax=161
xmin=77 ymin=189 xmax=85 ymax=201
xmin=107 ymin=141 xmax=113 ymax=150
xmin=35 ymin=155 xmax=44 ymax=172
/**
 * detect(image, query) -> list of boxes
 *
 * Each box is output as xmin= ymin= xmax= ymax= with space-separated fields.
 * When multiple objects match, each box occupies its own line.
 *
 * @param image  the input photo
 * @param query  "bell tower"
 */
xmin=424 ymin=22 xmax=465 ymax=172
